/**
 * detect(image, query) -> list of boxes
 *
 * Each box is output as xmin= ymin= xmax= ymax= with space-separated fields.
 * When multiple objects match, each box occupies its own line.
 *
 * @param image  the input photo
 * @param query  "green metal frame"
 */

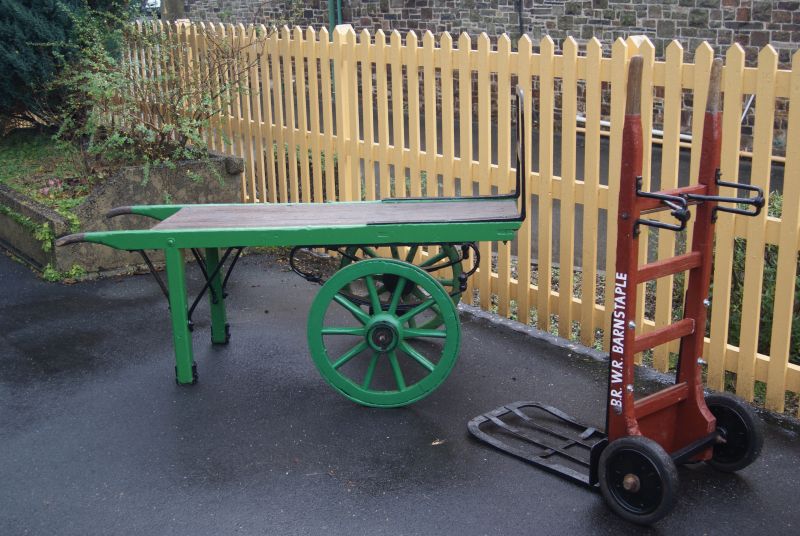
xmin=57 ymin=197 xmax=522 ymax=398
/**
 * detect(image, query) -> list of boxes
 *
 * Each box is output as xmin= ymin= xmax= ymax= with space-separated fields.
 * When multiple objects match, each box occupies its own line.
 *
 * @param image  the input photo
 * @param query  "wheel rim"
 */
xmin=604 ymin=447 xmax=665 ymax=516
xmin=710 ymin=404 xmax=751 ymax=465
xmin=308 ymin=259 xmax=461 ymax=407
xmin=340 ymin=245 xmax=463 ymax=330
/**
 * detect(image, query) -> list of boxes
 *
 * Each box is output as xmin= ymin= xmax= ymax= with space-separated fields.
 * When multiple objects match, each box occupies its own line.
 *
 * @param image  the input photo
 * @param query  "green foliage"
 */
xmin=0 ymin=0 xmax=75 ymax=122
xmin=55 ymin=13 xmax=269 ymax=180
xmin=42 ymin=262 xmax=86 ymax=282
xmin=725 ymin=191 xmax=800 ymax=366
xmin=0 ymin=1 xmax=135 ymax=125
xmin=0 ymin=129 xmax=82 ymax=186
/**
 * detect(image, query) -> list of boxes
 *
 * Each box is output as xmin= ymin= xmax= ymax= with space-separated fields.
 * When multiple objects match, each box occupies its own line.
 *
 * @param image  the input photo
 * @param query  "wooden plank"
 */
xmin=477 ymin=33 xmax=492 ymax=310
xmin=766 ymin=50 xmax=800 ymax=413
xmin=558 ymin=36 xmax=578 ymax=338
xmin=495 ymin=34 xmax=512 ymax=318
xmin=653 ymin=41 xmax=684 ymax=371
xmin=423 ymin=31 xmax=438 ymax=197
xmin=248 ymin=26 xmax=266 ymax=202
xmin=580 ymin=37 xmax=602 ymax=347
xmin=154 ymin=199 xmax=520 ymax=229
xmin=708 ymin=44 xmax=746 ymax=391
xmin=390 ymin=30 xmax=406 ymax=198
xmin=736 ymin=46 xmax=777 ymax=402
xmin=359 ymin=29 xmax=376 ymax=201
xmin=294 ymin=27 xmax=311 ymax=203
xmin=306 ymin=27 xmax=323 ymax=203
xmin=406 ymin=32 xmax=422 ymax=198
xmin=632 ymin=318 xmax=695 ymax=354
xmin=280 ymin=26 xmax=299 ymax=202
xmin=515 ymin=34 xmax=534 ymax=326
xmin=440 ymin=32 xmax=456 ymax=198
xmin=239 ymin=24 xmax=256 ymax=202
xmin=319 ymin=28 xmax=336 ymax=202
xmin=259 ymin=25 xmax=278 ymax=203
xmin=537 ymin=36 xmax=556 ymax=330
xmin=458 ymin=33 xmax=474 ymax=300
xmin=375 ymin=30 xmax=391 ymax=199
xmin=637 ymin=252 xmax=702 ymax=283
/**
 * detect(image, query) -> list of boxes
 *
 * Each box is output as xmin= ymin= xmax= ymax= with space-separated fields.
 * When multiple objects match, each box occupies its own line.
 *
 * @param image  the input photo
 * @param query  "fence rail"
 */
xmin=130 ymin=21 xmax=800 ymax=415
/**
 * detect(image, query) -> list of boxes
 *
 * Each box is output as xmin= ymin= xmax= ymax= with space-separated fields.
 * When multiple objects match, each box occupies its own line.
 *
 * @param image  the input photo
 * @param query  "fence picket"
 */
xmin=458 ymin=33 xmax=475 ymax=299
xmin=440 ymin=32 xmax=455 ymax=197
xmin=579 ymin=38 xmax=603 ymax=347
xmin=390 ymin=31 xmax=406 ymax=198
xmin=652 ymin=41 xmax=684 ymax=370
xmin=294 ymin=27 xmax=311 ymax=203
xmin=558 ymin=37 xmax=578 ymax=338
xmin=708 ymin=45 xmax=746 ymax=391
xmin=633 ymin=37 xmax=656 ymax=363
xmin=375 ymin=30 xmax=391 ymax=199
xmin=305 ymin=27 xmax=322 ymax=203
xmin=477 ymin=33 xmax=492 ymax=310
xmin=538 ymin=36 xmax=556 ymax=331
xmin=318 ymin=28 xmax=336 ymax=202
xmin=766 ymin=50 xmax=800 ymax=413
xmin=737 ymin=46 xmax=778 ymax=401
xmin=359 ymin=29 xmax=376 ymax=201
xmin=516 ymin=35 xmax=534 ymax=326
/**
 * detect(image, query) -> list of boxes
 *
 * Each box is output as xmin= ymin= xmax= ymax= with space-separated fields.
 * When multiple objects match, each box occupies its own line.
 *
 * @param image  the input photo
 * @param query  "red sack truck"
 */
xmin=470 ymin=56 xmax=765 ymax=525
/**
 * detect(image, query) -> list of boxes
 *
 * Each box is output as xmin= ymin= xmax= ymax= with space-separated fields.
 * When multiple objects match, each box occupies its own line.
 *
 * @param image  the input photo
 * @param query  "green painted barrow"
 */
xmin=55 ymin=90 xmax=528 ymax=408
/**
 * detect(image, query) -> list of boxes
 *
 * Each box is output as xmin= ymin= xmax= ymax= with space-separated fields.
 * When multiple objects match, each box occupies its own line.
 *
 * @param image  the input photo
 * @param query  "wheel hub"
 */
xmin=622 ymin=474 xmax=641 ymax=493
xmin=367 ymin=321 xmax=399 ymax=352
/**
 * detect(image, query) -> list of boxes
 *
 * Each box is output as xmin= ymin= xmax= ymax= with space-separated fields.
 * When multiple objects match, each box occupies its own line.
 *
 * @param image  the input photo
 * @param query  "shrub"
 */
xmin=0 ymin=0 xmax=76 ymax=124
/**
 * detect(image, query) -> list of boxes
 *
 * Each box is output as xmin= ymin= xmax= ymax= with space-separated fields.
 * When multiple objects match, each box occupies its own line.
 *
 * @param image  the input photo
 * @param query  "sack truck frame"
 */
xmin=469 ymin=57 xmax=765 ymax=525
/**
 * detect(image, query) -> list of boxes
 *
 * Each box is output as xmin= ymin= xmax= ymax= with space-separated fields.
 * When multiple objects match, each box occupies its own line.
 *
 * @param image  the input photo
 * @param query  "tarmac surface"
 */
xmin=1 ymin=252 xmax=798 ymax=536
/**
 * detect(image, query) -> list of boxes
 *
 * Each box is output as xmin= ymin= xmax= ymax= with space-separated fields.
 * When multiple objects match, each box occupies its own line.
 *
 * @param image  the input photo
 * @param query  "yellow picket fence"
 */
xmin=131 ymin=21 xmax=800 ymax=415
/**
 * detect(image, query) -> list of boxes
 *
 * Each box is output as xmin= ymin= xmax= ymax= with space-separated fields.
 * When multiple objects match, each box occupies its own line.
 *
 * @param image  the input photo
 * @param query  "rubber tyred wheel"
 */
xmin=340 ymin=245 xmax=463 ymax=329
xmin=598 ymin=436 xmax=679 ymax=525
xmin=308 ymin=258 xmax=460 ymax=408
xmin=705 ymin=392 xmax=764 ymax=472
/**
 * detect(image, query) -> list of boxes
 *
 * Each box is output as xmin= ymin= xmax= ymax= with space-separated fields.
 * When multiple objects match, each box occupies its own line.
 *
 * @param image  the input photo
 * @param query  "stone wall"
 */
xmin=184 ymin=1 xmax=799 ymax=67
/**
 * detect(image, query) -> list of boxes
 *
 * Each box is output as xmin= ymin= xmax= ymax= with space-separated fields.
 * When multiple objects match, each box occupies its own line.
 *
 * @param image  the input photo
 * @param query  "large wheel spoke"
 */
xmin=332 ymin=340 xmax=368 ymax=370
xmin=420 ymin=250 xmax=449 ymax=268
xmin=388 ymin=350 xmax=407 ymax=390
xmin=404 ymin=328 xmax=447 ymax=339
xmin=321 ymin=327 xmax=366 ymax=336
xmin=399 ymin=341 xmax=436 ymax=372
xmin=362 ymin=351 xmax=380 ymax=389
xmin=398 ymin=297 xmax=436 ymax=324
xmin=364 ymin=275 xmax=382 ymax=312
xmin=388 ymin=277 xmax=408 ymax=314
xmin=333 ymin=293 xmax=370 ymax=324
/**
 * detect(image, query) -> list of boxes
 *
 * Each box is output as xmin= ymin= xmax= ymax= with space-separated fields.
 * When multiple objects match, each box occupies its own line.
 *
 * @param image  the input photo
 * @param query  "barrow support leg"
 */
xmin=205 ymin=247 xmax=230 ymax=344
xmin=165 ymin=246 xmax=197 ymax=384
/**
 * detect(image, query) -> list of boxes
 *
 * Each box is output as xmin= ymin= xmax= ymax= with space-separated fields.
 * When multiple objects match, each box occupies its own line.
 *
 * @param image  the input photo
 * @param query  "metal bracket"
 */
xmin=634 ymin=176 xmax=691 ymax=236
xmin=684 ymin=169 xmax=765 ymax=222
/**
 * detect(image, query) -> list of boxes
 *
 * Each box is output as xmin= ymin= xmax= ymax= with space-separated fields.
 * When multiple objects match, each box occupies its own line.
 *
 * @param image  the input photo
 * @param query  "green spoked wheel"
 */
xmin=308 ymin=258 xmax=461 ymax=408
xmin=340 ymin=244 xmax=463 ymax=330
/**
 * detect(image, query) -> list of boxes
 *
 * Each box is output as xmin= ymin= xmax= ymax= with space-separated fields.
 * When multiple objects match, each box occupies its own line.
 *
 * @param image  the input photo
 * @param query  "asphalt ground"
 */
xmin=1 ymin=252 xmax=798 ymax=536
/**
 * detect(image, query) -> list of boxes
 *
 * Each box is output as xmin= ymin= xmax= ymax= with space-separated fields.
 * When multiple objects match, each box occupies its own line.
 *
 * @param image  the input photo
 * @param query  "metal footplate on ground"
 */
xmin=468 ymin=402 xmax=607 ymax=486
xmin=470 ymin=57 xmax=765 ymax=525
